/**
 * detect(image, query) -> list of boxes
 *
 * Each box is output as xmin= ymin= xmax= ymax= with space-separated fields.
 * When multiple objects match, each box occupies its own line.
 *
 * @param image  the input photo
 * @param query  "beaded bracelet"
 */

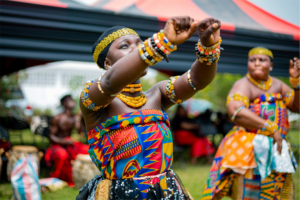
xmin=138 ymin=44 xmax=155 ymax=66
xmin=153 ymin=34 xmax=171 ymax=55
xmin=147 ymin=38 xmax=164 ymax=60
xmin=141 ymin=44 xmax=157 ymax=65
xmin=150 ymin=37 xmax=168 ymax=61
xmin=290 ymin=77 xmax=300 ymax=90
xmin=81 ymin=79 xmax=107 ymax=111
xmin=157 ymin=30 xmax=177 ymax=51
xmin=195 ymin=37 xmax=222 ymax=65
xmin=165 ymin=76 xmax=183 ymax=104
xmin=231 ymin=105 xmax=245 ymax=122
xmin=97 ymin=73 xmax=120 ymax=97
xmin=187 ymin=69 xmax=197 ymax=91
xmin=257 ymin=119 xmax=279 ymax=136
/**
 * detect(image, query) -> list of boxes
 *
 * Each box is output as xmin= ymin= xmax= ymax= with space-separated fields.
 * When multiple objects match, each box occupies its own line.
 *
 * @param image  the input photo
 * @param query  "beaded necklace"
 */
xmin=117 ymin=92 xmax=147 ymax=108
xmin=246 ymin=73 xmax=272 ymax=91
xmin=122 ymin=84 xmax=143 ymax=93
xmin=117 ymin=84 xmax=147 ymax=107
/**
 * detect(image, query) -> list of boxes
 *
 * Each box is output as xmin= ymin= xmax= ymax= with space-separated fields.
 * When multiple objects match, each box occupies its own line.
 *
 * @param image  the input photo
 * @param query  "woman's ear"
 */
xmin=104 ymin=57 xmax=111 ymax=70
xmin=269 ymin=62 xmax=273 ymax=71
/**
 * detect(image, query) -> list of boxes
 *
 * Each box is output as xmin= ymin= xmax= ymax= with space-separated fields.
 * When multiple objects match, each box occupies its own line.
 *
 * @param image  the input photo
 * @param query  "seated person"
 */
xmin=172 ymin=105 xmax=215 ymax=165
xmin=45 ymin=95 xmax=89 ymax=187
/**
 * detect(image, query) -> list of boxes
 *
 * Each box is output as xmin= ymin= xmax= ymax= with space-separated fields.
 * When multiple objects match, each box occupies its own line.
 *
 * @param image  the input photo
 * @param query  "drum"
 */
xmin=72 ymin=154 xmax=102 ymax=189
xmin=6 ymin=145 xmax=43 ymax=182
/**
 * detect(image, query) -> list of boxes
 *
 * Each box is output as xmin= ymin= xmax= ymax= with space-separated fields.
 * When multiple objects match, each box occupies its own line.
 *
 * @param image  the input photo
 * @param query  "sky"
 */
xmin=248 ymin=0 xmax=300 ymax=26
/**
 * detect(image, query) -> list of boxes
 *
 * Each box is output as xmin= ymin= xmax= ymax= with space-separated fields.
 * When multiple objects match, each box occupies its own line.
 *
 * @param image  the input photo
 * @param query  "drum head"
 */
xmin=76 ymin=154 xmax=92 ymax=162
xmin=12 ymin=145 xmax=38 ymax=153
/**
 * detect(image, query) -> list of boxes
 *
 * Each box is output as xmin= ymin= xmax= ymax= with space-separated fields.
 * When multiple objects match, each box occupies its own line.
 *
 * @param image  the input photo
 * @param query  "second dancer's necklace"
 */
xmin=246 ymin=73 xmax=272 ymax=91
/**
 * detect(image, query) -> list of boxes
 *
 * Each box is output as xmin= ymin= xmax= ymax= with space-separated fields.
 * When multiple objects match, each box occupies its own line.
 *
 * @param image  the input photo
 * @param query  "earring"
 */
xmin=106 ymin=65 xmax=111 ymax=70
xmin=270 ymin=68 xmax=273 ymax=71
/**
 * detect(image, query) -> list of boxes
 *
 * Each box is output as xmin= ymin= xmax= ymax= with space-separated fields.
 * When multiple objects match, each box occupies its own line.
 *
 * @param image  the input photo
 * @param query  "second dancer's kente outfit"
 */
xmin=202 ymin=47 xmax=298 ymax=200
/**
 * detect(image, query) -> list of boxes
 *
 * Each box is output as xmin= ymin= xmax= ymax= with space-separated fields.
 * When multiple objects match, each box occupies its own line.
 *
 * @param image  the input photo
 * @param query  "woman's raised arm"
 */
xmin=158 ymin=18 xmax=222 ymax=109
xmin=80 ymin=17 xmax=198 ymax=113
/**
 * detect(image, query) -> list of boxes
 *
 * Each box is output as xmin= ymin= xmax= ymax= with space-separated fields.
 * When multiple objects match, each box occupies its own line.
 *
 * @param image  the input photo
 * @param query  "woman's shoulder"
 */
xmin=231 ymin=76 xmax=250 ymax=90
xmin=271 ymin=76 xmax=283 ymax=85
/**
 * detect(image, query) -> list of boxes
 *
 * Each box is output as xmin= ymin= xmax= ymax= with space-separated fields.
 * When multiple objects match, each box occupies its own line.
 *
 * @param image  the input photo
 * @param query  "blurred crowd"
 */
xmin=171 ymin=105 xmax=234 ymax=165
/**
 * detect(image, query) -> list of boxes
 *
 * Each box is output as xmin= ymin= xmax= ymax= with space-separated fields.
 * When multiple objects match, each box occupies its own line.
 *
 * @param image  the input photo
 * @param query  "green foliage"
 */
xmin=0 ymin=71 xmax=27 ymax=117
xmin=32 ymin=108 xmax=53 ymax=116
xmin=194 ymin=73 xmax=243 ymax=111
xmin=68 ymin=75 xmax=85 ymax=113
xmin=0 ymin=71 xmax=27 ymax=102
xmin=68 ymin=75 xmax=85 ymax=92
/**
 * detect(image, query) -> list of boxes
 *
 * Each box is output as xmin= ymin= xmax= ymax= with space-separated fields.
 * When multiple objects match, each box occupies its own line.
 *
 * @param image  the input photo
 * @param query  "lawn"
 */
xmin=0 ymin=129 xmax=299 ymax=199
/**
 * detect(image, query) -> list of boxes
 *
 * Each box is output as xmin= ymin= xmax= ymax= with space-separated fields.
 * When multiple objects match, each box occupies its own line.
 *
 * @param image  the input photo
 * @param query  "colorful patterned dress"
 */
xmin=202 ymin=93 xmax=298 ymax=200
xmin=77 ymin=109 xmax=192 ymax=200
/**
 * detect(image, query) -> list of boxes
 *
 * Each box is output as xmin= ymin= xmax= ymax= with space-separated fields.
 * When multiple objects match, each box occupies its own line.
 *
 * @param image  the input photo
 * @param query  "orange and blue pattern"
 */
xmin=202 ymin=93 xmax=295 ymax=200
xmin=88 ymin=109 xmax=175 ymax=199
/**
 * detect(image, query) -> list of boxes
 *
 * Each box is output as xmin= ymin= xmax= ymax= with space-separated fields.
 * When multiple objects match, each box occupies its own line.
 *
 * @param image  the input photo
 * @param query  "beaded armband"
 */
xmin=165 ymin=76 xmax=183 ymax=104
xmin=81 ymin=79 xmax=108 ymax=111
xmin=290 ymin=77 xmax=300 ymax=90
xmin=187 ymin=69 xmax=197 ymax=91
xmin=195 ymin=37 xmax=222 ymax=65
xmin=138 ymin=30 xmax=177 ymax=65
xmin=284 ymin=89 xmax=294 ymax=106
xmin=226 ymin=93 xmax=250 ymax=108
xmin=257 ymin=119 xmax=279 ymax=136
xmin=231 ymin=105 xmax=245 ymax=122
xmin=97 ymin=73 xmax=120 ymax=97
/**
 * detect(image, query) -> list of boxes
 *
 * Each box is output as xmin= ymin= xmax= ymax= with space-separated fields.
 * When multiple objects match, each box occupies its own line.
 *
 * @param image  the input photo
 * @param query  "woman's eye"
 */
xmin=119 ymin=44 xmax=128 ymax=49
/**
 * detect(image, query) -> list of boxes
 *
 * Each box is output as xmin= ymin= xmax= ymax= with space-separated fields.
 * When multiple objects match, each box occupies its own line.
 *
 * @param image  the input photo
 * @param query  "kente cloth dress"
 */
xmin=76 ymin=109 xmax=192 ymax=200
xmin=202 ymin=93 xmax=298 ymax=200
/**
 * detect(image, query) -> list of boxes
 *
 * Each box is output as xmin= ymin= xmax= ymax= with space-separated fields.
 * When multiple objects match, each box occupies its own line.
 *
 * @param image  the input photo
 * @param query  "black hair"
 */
xmin=60 ymin=94 xmax=72 ymax=106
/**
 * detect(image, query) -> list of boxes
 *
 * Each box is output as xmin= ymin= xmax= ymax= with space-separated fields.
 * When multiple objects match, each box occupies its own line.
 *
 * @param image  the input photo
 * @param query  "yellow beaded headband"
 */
xmin=248 ymin=47 xmax=273 ymax=59
xmin=93 ymin=28 xmax=139 ymax=68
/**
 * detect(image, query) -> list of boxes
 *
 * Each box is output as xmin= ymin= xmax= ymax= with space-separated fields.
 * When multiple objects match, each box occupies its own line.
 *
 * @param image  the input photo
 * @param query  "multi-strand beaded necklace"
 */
xmin=117 ymin=83 xmax=147 ymax=107
xmin=246 ymin=73 xmax=272 ymax=91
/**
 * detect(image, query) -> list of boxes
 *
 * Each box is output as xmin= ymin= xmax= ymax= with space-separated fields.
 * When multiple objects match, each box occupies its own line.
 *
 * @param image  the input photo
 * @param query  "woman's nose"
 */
xmin=255 ymin=59 xmax=260 ymax=66
xmin=130 ymin=45 xmax=138 ymax=53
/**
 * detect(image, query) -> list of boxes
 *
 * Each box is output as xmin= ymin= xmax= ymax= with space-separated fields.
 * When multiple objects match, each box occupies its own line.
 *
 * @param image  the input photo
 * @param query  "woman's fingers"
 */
xmin=173 ymin=16 xmax=192 ymax=31
xmin=198 ymin=18 xmax=221 ymax=37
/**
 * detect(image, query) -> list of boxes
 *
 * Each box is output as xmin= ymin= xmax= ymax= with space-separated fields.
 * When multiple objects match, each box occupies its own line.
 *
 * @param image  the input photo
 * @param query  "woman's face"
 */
xmin=105 ymin=34 xmax=148 ymax=76
xmin=248 ymin=54 xmax=273 ymax=81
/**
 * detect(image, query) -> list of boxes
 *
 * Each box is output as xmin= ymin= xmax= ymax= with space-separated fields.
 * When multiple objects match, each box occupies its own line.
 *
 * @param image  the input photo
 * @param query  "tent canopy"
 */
xmin=1 ymin=0 xmax=299 ymax=76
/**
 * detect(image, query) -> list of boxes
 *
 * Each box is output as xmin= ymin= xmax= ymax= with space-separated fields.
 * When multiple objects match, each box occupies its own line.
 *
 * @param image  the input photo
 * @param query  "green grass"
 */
xmin=0 ymin=129 xmax=299 ymax=199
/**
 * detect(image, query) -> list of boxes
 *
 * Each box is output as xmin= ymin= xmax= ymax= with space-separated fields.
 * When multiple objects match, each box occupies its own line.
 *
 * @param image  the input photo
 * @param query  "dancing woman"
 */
xmin=76 ymin=16 xmax=222 ymax=200
xmin=202 ymin=47 xmax=299 ymax=200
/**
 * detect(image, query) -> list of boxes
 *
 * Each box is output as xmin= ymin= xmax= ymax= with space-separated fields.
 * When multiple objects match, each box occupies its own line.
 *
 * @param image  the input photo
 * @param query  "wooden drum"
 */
xmin=6 ymin=145 xmax=43 ymax=182
xmin=72 ymin=154 xmax=102 ymax=189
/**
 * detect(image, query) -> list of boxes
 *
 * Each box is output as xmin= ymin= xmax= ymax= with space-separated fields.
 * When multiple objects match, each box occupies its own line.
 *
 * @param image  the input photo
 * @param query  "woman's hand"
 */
xmin=164 ymin=16 xmax=198 ymax=45
xmin=289 ymin=57 xmax=300 ymax=78
xmin=272 ymin=130 xmax=282 ymax=155
xmin=198 ymin=18 xmax=221 ymax=47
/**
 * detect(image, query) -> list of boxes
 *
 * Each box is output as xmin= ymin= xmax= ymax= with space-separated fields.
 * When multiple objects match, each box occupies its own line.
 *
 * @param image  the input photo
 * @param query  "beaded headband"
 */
xmin=93 ymin=28 xmax=139 ymax=68
xmin=248 ymin=47 xmax=273 ymax=59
